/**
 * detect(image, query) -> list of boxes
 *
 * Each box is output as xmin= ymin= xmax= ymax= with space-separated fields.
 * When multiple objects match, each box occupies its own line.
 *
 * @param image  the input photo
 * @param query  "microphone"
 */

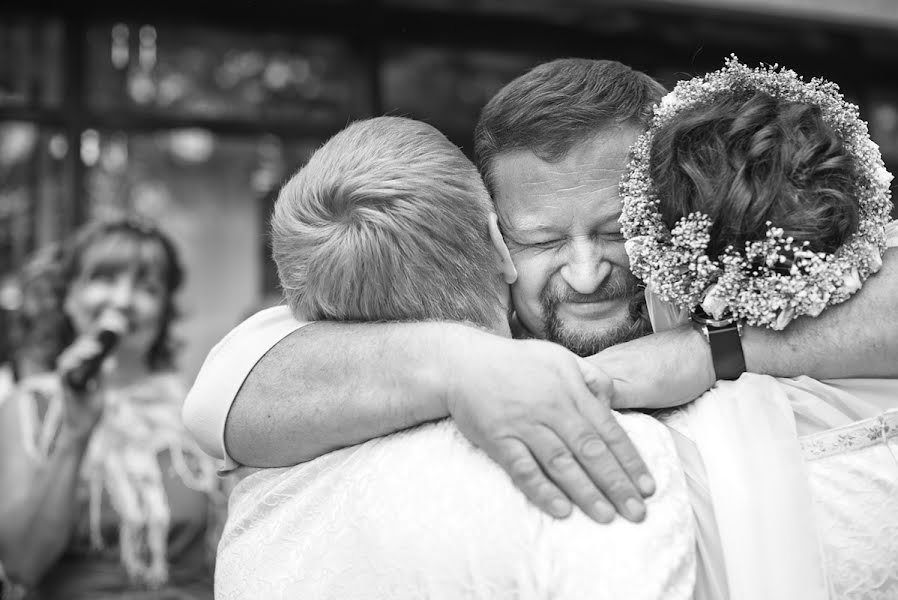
xmin=64 ymin=313 xmax=127 ymax=393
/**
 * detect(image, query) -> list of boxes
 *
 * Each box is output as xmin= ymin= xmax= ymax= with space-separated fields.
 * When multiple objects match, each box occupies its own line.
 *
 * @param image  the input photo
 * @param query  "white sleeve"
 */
xmin=182 ymin=305 xmax=307 ymax=470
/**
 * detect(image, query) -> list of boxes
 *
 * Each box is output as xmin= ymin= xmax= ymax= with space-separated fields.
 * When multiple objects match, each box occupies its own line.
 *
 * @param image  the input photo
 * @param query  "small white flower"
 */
xmin=806 ymin=300 xmax=827 ymax=317
xmin=624 ymin=236 xmax=650 ymax=262
xmin=700 ymin=284 xmax=728 ymax=319
xmin=842 ymin=267 xmax=861 ymax=293
xmin=867 ymin=244 xmax=883 ymax=273
xmin=774 ymin=307 xmax=794 ymax=330
xmin=873 ymin=165 xmax=894 ymax=188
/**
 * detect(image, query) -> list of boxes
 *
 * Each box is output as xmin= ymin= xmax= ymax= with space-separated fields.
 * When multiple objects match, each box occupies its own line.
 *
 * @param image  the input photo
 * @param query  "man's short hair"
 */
xmin=272 ymin=116 xmax=502 ymax=328
xmin=474 ymin=58 xmax=667 ymax=198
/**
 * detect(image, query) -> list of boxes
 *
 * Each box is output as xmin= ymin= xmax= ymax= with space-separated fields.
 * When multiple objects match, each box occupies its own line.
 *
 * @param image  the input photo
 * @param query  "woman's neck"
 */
xmin=104 ymin=346 xmax=153 ymax=387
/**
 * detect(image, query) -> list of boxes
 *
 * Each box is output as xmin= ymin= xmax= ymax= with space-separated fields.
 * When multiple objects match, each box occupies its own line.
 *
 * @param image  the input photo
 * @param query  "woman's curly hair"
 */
xmin=649 ymin=90 xmax=859 ymax=259
xmin=9 ymin=217 xmax=184 ymax=374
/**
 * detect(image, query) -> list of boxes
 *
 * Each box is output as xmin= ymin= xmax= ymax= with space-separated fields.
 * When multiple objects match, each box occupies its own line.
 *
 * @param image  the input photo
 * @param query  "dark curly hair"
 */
xmin=649 ymin=90 xmax=859 ymax=259
xmin=10 ymin=217 xmax=184 ymax=375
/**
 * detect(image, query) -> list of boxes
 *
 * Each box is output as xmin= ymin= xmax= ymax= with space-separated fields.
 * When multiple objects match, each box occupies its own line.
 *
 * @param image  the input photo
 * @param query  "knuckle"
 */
xmin=599 ymin=478 xmax=635 ymax=501
xmin=577 ymin=435 xmax=608 ymax=458
xmin=507 ymin=457 xmax=542 ymax=483
xmin=546 ymin=448 xmax=576 ymax=471
xmin=535 ymin=483 xmax=561 ymax=503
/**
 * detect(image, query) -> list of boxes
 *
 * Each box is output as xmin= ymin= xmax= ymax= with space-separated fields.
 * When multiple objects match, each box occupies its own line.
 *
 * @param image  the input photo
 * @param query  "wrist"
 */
xmin=689 ymin=308 xmax=746 ymax=381
xmin=593 ymin=325 xmax=716 ymax=409
xmin=438 ymin=322 xmax=505 ymax=416
xmin=682 ymin=324 xmax=717 ymax=393
xmin=432 ymin=322 xmax=479 ymax=417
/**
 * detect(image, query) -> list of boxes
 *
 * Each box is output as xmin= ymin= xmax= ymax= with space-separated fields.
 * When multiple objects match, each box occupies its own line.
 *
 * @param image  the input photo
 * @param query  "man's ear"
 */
xmin=488 ymin=212 xmax=517 ymax=284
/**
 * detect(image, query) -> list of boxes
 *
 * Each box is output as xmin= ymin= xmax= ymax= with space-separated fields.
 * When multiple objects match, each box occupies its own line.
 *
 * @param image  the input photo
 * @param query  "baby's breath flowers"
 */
xmin=620 ymin=56 xmax=894 ymax=330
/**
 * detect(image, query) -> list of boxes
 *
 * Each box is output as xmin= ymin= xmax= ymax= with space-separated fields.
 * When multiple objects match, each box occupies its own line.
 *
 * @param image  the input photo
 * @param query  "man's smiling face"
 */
xmin=491 ymin=125 xmax=651 ymax=355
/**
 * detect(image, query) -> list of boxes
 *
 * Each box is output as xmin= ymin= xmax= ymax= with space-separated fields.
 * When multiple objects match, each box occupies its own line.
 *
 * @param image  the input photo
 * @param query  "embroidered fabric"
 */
xmin=217 ymin=414 xmax=696 ymax=600
xmin=802 ymin=410 xmax=898 ymax=599
xmin=801 ymin=410 xmax=898 ymax=460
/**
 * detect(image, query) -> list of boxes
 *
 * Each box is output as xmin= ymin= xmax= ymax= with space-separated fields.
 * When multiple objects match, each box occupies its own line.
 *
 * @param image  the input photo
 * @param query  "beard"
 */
xmin=540 ymin=271 xmax=652 ymax=357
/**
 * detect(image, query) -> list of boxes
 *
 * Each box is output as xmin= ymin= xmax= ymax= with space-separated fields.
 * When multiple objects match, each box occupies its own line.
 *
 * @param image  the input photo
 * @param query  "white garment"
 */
xmin=182 ymin=306 xmax=307 ymax=471
xmin=673 ymin=380 xmax=898 ymax=600
xmin=216 ymin=417 xmax=695 ymax=600
xmin=648 ymin=221 xmax=898 ymax=600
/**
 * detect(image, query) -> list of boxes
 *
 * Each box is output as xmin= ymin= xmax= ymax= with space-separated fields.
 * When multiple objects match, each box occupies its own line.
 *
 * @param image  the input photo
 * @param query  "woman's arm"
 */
xmin=0 ymin=391 xmax=95 ymax=587
xmin=0 ymin=336 xmax=109 ymax=587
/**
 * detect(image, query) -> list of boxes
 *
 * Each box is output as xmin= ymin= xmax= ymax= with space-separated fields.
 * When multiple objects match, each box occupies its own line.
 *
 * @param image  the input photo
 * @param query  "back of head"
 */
xmin=272 ymin=116 xmax=501 ymax=328
xmin=649 ymin=90 xmax=859 ymax=257
xmin=474 ymin=58 xmax=667 ymax=197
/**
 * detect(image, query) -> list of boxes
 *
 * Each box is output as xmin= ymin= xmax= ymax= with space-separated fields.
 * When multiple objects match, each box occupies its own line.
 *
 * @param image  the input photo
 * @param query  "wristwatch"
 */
xmin=690 ymin=307 xmax=746 ymax=381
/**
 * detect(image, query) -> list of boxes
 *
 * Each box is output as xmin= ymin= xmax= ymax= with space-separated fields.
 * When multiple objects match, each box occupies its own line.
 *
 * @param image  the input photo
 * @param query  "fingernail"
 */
xmin=638 ymin=475 xmax=656 ymax=496
xmin=593 ymin=501 xmax=616 ymax=523
xmin=550 ymin=498 xmax=570 ymax=518
xmin=625 ymin=498 xmax=646 ymax=521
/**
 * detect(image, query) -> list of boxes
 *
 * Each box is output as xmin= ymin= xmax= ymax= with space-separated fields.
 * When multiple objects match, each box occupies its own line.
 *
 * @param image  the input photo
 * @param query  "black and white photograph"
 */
xmin=1 ymin=1 xmax=897 ymax=598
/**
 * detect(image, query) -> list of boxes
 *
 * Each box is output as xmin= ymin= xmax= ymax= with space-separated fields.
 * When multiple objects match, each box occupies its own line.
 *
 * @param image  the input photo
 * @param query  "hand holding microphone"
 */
xmin=60 ymin=310 xmax=130 ymax=393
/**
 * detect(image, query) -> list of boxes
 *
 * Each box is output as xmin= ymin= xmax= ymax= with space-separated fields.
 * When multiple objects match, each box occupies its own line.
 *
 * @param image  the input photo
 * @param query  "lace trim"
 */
xmin=800 ymin=410 xmax=898 ymax=461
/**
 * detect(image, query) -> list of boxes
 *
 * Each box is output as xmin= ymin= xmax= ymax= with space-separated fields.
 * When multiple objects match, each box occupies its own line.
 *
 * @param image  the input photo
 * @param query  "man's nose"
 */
xmin=559 ymin=238 xmax=611 ymax=295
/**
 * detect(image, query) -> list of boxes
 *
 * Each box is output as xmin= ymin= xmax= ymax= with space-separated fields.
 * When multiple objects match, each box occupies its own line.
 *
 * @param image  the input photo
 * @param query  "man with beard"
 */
xmin=213 ymin=115 xmax=696 ymax=599
xmin=184 ymin=58 xmax=898 ymax=525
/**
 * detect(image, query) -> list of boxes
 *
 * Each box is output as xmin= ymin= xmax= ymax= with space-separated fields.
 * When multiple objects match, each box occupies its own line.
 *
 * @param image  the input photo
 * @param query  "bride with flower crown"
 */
xmin=621 ymin=57 xmax=898 ymax=599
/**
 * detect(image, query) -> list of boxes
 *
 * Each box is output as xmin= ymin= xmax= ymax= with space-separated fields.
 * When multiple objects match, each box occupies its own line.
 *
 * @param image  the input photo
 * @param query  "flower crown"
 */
xmin=620 ymin=56 xmax=894 ymax=330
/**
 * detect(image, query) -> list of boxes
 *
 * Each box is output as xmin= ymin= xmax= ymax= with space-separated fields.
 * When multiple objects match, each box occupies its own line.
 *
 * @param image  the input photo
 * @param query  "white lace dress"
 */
xmin=216 ymin=415 xmax=696 ymax=600
xmin=649 ymin=222 xmax=898 ymax=600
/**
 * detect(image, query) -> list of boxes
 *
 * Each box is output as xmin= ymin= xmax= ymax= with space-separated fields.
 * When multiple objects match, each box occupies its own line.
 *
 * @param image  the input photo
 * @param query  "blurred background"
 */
xmin=1 ymin=0 xmax=897 ymax=381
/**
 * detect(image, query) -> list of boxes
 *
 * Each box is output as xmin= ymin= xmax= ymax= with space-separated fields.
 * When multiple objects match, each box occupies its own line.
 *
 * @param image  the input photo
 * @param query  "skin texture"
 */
xmin=495 ymin=127 xmax=644 ymax=352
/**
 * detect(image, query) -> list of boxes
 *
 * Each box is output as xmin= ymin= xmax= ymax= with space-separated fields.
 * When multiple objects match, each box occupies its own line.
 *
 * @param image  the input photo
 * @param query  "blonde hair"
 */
xmin=272 ymin=116 xmax=501 ymax=328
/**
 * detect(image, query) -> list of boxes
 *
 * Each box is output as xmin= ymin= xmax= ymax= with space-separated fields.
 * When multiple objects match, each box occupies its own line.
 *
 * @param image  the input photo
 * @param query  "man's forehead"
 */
xmin=493 ymin=127 xmax=641 ymax=229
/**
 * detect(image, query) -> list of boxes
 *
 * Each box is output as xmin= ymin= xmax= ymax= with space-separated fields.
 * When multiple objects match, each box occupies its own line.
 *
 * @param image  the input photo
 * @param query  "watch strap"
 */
xmin=704 ymin=322 xmax=746 ymax=380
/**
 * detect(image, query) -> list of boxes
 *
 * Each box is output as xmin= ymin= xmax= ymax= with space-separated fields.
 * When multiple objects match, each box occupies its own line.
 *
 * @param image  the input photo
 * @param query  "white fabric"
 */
xmin=645 ymin=220 xmax=898 ymax=599
xmin=216 ymin=415 xmax=696 ymax=600
xmin=676 ymin=376 xmax=829 ymax=600
xmin=182 ymin=306 xmax=307 ymax=470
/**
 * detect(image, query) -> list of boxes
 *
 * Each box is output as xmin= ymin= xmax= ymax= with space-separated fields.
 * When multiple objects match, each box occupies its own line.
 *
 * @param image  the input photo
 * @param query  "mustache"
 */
xmin=542 ymin=273 xmax=643 ymax=305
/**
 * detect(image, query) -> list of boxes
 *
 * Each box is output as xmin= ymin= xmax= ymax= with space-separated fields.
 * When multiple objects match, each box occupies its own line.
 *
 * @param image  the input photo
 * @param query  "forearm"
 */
xmin=0 ymin=428 xmax=91 ymax=587
xmin=742 ymin=247 xmax=898 ymax=378
xmin=225 ymin=321 xmax=489 ymax=467
xmin=595 ymin=249 xmax=898 ymax=411
xmin=587 ymin=325 xmax=715 ymax=411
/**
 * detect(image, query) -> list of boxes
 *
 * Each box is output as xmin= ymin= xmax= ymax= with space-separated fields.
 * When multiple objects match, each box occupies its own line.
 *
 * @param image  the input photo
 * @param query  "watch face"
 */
xmin=690 ymin=306 xmax=737 ymax=329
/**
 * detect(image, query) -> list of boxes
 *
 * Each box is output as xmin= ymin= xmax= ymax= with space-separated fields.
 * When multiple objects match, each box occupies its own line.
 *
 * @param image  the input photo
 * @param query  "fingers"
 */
xmin=491 ymin=437 xmax=576 ymax=520
xmin=577 ymin=400 xmax=656 ymax=516
xmin=523 ymin=426 xmax=620 ymax=524
xmin=574 ymin=360 xmax=656 ymax=499
xmin=548 ymin=416 xmax=650 ymax=523
xmin=56 ymin=336 xmax=104 ymax=375
xmin=575 ymin=358 xmax=612 ymax=399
